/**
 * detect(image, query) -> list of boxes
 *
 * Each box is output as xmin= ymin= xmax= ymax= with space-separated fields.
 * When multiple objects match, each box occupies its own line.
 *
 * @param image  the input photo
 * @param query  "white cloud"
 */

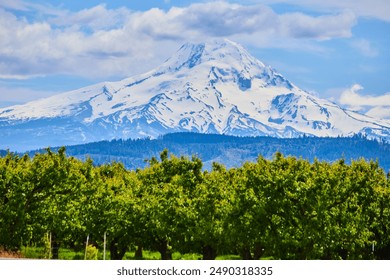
xmin=350 ymin=39 xmax=378 ymax=57
xmin=260 ymin=0 xmax=390 ymax=21
xmin=0 ymin=0 xmax=29 ymax=11
xmin=0 ymin=0 xmax=66 ymax=17
xmin=339 ymin=84 xmax=390 ymax=120
xmin=124 ymin=2 xmax=355 ymax=41
xmin=0 ymin=7 xmax=166 ymax=78
xmin=50 ymin=4 xmax=131 ymax=31
xmin=279 ymin=11 xmax=355 ymax=40
xmin=340 ymin=84 xmax=390 ymax=107
xmin=0 ymin=1 xmax=359 ymax=80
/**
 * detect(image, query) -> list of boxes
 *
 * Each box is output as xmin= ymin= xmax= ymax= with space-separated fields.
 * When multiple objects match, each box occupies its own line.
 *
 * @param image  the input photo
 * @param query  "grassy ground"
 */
xmin=19 ymin=246 xmax=241 ymax=260
xmin=21 ymin=246 xmax=84 ymax=259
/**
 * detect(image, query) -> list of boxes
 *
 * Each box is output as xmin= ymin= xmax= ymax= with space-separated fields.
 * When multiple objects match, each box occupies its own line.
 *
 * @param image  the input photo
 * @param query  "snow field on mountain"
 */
xmin=0 ymin=38 xmax=389 ymax=150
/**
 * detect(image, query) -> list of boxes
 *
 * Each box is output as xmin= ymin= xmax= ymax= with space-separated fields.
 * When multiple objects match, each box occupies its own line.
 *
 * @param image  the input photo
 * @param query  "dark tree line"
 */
xmin=26 ymin=132 xmax=390 ymax=171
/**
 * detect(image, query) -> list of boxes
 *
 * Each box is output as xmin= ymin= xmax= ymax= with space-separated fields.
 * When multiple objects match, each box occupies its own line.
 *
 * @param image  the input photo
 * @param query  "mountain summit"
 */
xmin=1 ymin=39 xmax=389 ymax=151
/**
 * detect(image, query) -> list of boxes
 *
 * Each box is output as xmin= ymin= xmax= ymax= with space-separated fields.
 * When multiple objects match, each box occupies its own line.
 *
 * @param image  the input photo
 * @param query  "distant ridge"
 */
xmin=27 ymin=133 xmax=390 ymax=172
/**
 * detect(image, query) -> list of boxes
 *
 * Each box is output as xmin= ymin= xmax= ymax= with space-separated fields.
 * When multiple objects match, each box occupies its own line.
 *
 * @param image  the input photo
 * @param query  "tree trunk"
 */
xmin=253 ymin=243 xmax=265 ymax=260
xmin=240 ymin=246 xmax=253 ymax=260
xmin=51 ymin=233 xmax=59 ymax=259
xmin=376 ymin=245 xmax=390 ymax=260
xmin=202 ymin=245 xmax=217 ymax=260
xmin=135 ymin=245 xmax=143 ymax=259
xmin=109 ymin=237 xmax=127 ymax=260
xmin=158 ymin=240 xmax=172 ymax=260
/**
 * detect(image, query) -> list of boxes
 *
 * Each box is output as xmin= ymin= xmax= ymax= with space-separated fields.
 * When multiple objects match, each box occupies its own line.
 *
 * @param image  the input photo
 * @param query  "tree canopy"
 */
xmin=1 ymin=148 xmax=389 ymax=259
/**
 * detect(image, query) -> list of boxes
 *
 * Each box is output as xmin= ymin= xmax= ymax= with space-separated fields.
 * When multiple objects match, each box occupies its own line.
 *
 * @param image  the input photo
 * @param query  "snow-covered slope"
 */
xmin=1 ymin=39 xmax=390 ymax=151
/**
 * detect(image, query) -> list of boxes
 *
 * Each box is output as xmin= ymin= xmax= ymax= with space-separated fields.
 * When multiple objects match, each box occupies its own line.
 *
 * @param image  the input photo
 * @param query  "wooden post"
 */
xmin=84 ymin=234 xmax=89 ymax=260
xmin=49 ymin=232 xmax=52 ymax=259
xmin=103 ymin=232 xmax=107 ymax=260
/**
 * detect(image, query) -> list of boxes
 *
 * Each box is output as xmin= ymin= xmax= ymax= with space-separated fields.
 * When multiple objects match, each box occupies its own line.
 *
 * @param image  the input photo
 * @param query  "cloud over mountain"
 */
xmin=340 ymin=84 xmax=390 ymax=121
xmin=0 ymin=1 xmax=357 ymax=79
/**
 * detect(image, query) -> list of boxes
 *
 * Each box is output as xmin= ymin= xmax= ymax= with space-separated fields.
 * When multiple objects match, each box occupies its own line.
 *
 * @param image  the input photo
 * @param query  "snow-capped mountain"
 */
xmin=1 ymin=39 xmax=390 ymax=151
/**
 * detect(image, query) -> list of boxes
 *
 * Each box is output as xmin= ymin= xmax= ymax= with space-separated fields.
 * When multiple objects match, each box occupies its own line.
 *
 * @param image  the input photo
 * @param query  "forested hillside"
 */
xmin=32 ymin=133 xmax=390 ymax=171
xmin=1 ymin=148 xmax=390 ymax=260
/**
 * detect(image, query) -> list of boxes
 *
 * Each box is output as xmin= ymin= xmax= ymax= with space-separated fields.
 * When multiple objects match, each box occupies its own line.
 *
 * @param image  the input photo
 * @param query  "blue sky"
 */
xmin=0 ymin=0 xmax=389 ymax=119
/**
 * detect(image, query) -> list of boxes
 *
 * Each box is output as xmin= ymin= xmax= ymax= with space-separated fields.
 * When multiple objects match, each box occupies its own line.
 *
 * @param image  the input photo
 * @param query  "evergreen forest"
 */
xmin=29 ymin=133 xmax=390 ymax=172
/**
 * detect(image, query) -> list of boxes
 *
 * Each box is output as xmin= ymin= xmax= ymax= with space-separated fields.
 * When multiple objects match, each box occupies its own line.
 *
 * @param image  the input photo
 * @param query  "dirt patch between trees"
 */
xmin=0 ymin=248 xmax=24 ymax=259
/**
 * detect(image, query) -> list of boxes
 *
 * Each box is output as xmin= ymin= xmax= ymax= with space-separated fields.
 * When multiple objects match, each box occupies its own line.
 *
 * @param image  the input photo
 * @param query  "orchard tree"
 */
xmin=227 ymin=158 xmax=273 ymax=260
xmin=27 ymin=148 xmax=89 ymax=258
xmin=91 ymin=162 xmax=141 ymax=260
xmin=0 ymin=153 xmax=32 ymax=250
xmin=137 ymin=150 xmax=203 ymax=259
xmin=192 ymin=162 xmax=234 ymax=259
